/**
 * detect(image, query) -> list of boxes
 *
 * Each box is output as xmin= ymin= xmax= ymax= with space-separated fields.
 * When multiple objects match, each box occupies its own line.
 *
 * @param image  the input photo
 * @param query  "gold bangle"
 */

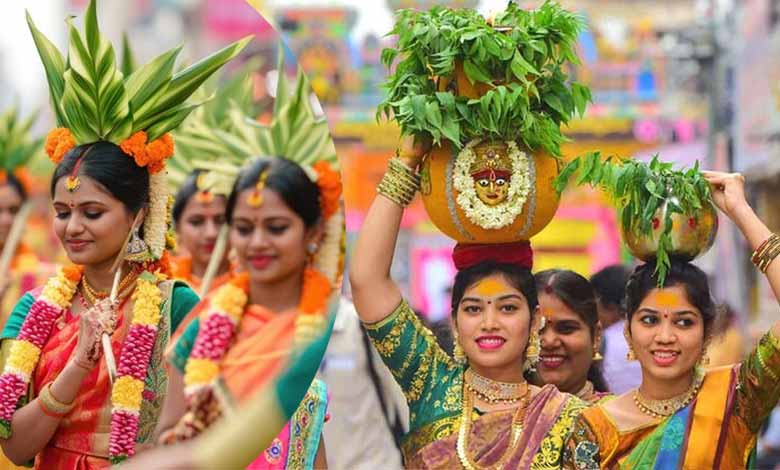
xmin=38 ymin=382 xmax=75 ymax=417
xmin=754 ymin=234 xmax=780 ymax=273
xmin=377 ymin=157 xmax=421 ymax=207
xmin=760 ymin=241 xmax=780 ymax=273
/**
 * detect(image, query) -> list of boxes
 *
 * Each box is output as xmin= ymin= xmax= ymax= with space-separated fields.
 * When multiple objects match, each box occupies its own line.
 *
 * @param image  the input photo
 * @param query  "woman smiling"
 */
xmin=565 ymin=171 xmax=780 ymax=469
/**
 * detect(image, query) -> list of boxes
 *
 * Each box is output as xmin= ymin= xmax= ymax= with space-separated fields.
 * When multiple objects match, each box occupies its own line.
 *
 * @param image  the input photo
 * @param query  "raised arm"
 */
xmin=704 ymin=172 xmax=780 ymax=328
xmin=349 ymin=135 xmax=430 ymax=323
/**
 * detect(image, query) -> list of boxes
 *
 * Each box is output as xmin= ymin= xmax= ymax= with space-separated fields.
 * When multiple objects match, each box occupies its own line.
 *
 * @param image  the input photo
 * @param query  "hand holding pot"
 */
xmin=397 ymin=134 xmax=432 ymax=171
xmin=703 ymin=171 xmax=750 ymax=224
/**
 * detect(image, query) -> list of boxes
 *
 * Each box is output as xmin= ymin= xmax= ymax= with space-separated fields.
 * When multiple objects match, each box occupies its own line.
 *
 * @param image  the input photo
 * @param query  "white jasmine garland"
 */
xmin=144 ymin=172 xmax=169 ymax=260
xmin=313 ymin=208 xmax=344 ymax=285
xmin=453 ymin=139 xmax=532 ymax=230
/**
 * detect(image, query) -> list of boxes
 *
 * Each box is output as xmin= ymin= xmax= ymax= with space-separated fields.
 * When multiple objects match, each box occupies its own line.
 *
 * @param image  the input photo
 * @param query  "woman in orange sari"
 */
xmin=564 ymin=171 xmax=780 ymax=469
xmin=170 ymin=170 xmax=233 ymax=295
xmin=156 ymin=156 xmax=342 ymax=469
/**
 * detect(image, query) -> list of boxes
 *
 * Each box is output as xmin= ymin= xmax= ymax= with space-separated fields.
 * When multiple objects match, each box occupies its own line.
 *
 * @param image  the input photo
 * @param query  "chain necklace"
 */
xmin=633 ymin=373 xmax=704 ymax=418
xmin=81 ymin=267 xmax=140 ymax=306
xmin=457 ymin=377 xmax=530 ymax=470
xmin=464 ymin=368 xmax=527 ymax=405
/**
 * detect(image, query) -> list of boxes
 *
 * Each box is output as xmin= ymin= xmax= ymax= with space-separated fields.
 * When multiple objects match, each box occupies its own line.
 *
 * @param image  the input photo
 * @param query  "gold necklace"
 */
xmin=633 ymin=373 xmax=703 ymax=418
xmin=81 ymin=269 xmax=139 ymax=306
xmin=464 ymin=368 xmax=527 ymax=405
xmin=457 ymin=380 xmax=530 ymax=470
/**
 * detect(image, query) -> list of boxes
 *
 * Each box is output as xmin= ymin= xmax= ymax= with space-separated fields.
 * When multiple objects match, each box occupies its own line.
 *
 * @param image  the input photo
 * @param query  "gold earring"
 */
xmin=699 ymin=341 xmax=711 ymax=368
xmin=453 ymin=330 xmax=466 ymax=364
xmin=124 ymin=227 xmax=150 ymax=262
xmin=624 ymin=325 xmax=637 ymax=361
xmin=593 ymin=350 xmax=603 ymax=361
xmin=524 ymin=319 xmax=542 ymax=372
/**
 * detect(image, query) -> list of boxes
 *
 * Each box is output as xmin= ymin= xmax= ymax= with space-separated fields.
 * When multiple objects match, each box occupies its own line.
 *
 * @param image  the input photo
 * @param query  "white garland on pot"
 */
xmin=453 ymin=139 xmax=532 ymax=230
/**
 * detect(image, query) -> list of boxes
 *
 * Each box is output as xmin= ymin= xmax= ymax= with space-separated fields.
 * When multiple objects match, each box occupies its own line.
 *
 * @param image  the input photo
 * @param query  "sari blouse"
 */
xmin=0 ymin=281 xmax=198 ymax=469
xmin=365 ymin=299 xmax=587 ymax=469
xmin=565 ymin=330 xmax=780 ymax=469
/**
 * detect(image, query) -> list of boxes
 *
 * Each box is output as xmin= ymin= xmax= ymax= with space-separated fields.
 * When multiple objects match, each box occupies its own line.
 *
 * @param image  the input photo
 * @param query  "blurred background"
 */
xmin=1 ymin=0 xmax=779 ymax=353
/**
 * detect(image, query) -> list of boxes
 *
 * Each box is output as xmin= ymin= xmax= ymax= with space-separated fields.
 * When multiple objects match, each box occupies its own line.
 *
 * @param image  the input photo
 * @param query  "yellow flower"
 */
xmin=41 ymin=274 xmax=79 ymax=309
xmin=212 ymin=284 xmax=247 ymax=322
xmin=184 ymin=358 xmax=219 ymax=387
xmin=6 ymin=340 xmax=41 ymax=377
xmin=131 ymin=280 xmax=162 ymax=327
xmin=111 ymin=376 xmax=144 ymax=411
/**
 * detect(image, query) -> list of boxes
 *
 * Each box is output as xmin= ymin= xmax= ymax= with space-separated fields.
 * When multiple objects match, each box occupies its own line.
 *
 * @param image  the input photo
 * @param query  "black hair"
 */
xmin=50 ymin=142 xmax=149 ymax=214
xmin=590 ymin=265 xmax=631 ymax=311
xmin=450 ymin=261 xmax=538 ymax=318
xmin=172 ymin=170 xmax=204 ymax=224
xmin=624 ymin=258 xmax=718 ymax=338
xmin=2 ymin=172 xmax=27 ymax=201
xmin=226 ymin=157 xmax=321 ymax=227
xmin=535 ymin=269 xmax=609 ymax=393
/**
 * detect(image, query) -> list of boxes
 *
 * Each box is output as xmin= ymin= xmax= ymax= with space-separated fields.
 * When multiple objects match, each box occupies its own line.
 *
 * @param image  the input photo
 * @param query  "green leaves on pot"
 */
xmin=554 ymin=153 xmax=711 ymax=285
xmin=26 ymin=0 xmax=252 ymax=146
xmin=0 ymin=107 xmax=43 ymax=172
xmin=378 ymin=1 xmax=589 ymax=156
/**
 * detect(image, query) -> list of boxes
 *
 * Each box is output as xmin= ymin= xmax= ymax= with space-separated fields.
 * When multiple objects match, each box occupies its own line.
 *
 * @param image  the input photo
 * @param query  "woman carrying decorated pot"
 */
xmin=355 ymin=4 xmax=593 ymax=467
xmin=533 ymin=270 xmax=610 ymax=404
xmin=154 ymin=64 xmax=343 ymax=469
xmin=561 ymin=168 xmax=780 ymax=468
xmin=0 ymin=2 xmax=249 ymax=468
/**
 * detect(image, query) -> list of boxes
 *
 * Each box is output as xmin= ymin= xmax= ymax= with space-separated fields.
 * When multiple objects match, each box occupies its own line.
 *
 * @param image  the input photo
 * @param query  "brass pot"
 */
xmin=622 ymin=199 xmax=718 ymax=262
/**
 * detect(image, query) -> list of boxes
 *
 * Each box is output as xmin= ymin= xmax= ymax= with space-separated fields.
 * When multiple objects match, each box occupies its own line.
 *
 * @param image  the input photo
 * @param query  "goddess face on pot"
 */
xmin=471 ymin=146 xmax=512 ymax=206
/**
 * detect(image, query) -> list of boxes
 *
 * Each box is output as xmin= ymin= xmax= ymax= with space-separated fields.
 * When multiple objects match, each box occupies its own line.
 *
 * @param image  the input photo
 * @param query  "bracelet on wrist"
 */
xmin=38 ymin=382 xmax=75 ymax=417
xmin=752 ymin=233 xmax=780 ymax=273
xmin=377 ymin=156 xmax=421 ymax=208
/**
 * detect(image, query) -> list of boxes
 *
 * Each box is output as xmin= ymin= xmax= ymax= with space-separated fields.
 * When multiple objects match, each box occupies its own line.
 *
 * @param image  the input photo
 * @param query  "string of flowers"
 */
xmin=180 ymin=267 xmax=332 ymax=437
xmin=0 ymin=266 xmax=83 ymax=438
xmin=453 ymin=139 xmax=532 ymax=229
xmin=109 ymin=270 xmax=165 ymax=464
xmin=311 ymin=161 xmax=343 ymax=285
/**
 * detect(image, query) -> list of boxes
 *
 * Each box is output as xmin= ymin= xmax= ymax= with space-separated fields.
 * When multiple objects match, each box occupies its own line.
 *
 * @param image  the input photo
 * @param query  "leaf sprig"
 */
xmin=26 ymin=0 xmax=251 ymax=145
xmin=554 ymin=153 xmax=711 ymax=285
xmin=0 ymin=107 xmax=42 ymax=173
xmin=377 ymin=1 xmax=590 ymax=156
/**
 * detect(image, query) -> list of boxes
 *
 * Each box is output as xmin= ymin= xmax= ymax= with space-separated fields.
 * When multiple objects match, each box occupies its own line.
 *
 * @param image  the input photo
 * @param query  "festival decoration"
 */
xmin=554 ymin=153 xmax=717 ymax=285
xmin=378 ymin=2 xmax=589 ymax=243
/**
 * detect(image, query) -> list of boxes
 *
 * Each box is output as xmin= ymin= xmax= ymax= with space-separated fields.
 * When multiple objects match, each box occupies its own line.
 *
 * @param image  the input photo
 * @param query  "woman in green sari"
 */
xmin=350 ymin=137 xmax=588 ymax=469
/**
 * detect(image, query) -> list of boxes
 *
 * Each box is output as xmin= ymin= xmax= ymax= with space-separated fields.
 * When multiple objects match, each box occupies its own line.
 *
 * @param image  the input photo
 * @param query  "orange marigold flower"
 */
xmin=144 ymin=134 xmax=175 ymax=174
xmin=230 ymin=272 xmax=250 ymax=292
xmin=313 ymin=161 xmax=342 ymax=219
xmin=45 ymin=128 xmax=76 ymax=164
xmin=299 ymin=268 xmax=331 ymax=315
xmin=120 ymin=131 xmax=149 ymax=167
xmin=0 ymin=171 xmax=6 ymax=185
xmin=62 ymin=265 xmax=85 ymax=283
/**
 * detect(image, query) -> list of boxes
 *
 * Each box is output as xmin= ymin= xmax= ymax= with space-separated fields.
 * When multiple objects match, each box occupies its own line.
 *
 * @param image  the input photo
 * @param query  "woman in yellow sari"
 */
xmin=564 ymin=171 xmax=780 ymax=469
xmin=350 ymin=136 xmax=587 ymax=469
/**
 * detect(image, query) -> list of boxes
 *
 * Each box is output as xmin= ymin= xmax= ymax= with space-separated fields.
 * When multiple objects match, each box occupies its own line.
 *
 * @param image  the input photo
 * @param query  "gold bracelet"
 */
xmin=38 ymin=382 xmax=75 ymax=417
xmin=377 ymin=157 xmax=421 ymax=207
xmin=753 ymin=234 xmax=780 ymax=273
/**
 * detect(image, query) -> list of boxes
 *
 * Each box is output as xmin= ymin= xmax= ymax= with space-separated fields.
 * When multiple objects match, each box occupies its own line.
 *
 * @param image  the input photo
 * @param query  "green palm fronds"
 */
xmin=215 ymin=56 xmax=338 ymax=169
xmin=168 ymin=58 xmax=262 ymax=195
xmin=0 ymin=107 xmax=43 ymax=172
xmin=26 ymin=0 xmax=252 ymax=145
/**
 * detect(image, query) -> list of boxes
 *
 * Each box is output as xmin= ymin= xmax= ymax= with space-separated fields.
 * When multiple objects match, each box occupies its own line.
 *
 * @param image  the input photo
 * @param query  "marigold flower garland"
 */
xmin=0 ymin=265 xmax=82 ymax=438
xmin=453 ymin=139 xmax=532 ymax=230
xmin=0 ymin=264 xmax=167 ymax=464
xmin=181 ymin=268 xmax=332 ymax=425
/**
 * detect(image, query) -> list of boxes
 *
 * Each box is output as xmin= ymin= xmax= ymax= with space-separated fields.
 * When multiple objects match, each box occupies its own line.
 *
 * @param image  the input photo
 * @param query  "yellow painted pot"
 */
xmin=419 ymin=62 xmax=561 ymax=244
xmin=419 ymin=141 xmax=561 ymax=244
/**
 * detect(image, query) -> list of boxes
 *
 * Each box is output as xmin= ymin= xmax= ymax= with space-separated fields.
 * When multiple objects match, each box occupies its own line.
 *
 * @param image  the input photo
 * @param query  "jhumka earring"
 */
xmin=453 ymin=330 xmax=466 ymax=364
xmin=124 ymin=227 xmax=150 ymax=262
xmin=624 ymin=326 xmax=637 ymax=361
xmin=524 ymin=317 xmax=544 ymax=372
xmin=593 ymin=350 xmax=604 ymax=361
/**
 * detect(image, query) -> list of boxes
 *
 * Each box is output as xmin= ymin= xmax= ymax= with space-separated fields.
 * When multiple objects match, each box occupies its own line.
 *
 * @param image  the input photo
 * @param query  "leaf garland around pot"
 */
xmin=554 ymin=153 xmax=716 ymax=286
xmin=377 ymin=1 xmax=590 ymax=157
